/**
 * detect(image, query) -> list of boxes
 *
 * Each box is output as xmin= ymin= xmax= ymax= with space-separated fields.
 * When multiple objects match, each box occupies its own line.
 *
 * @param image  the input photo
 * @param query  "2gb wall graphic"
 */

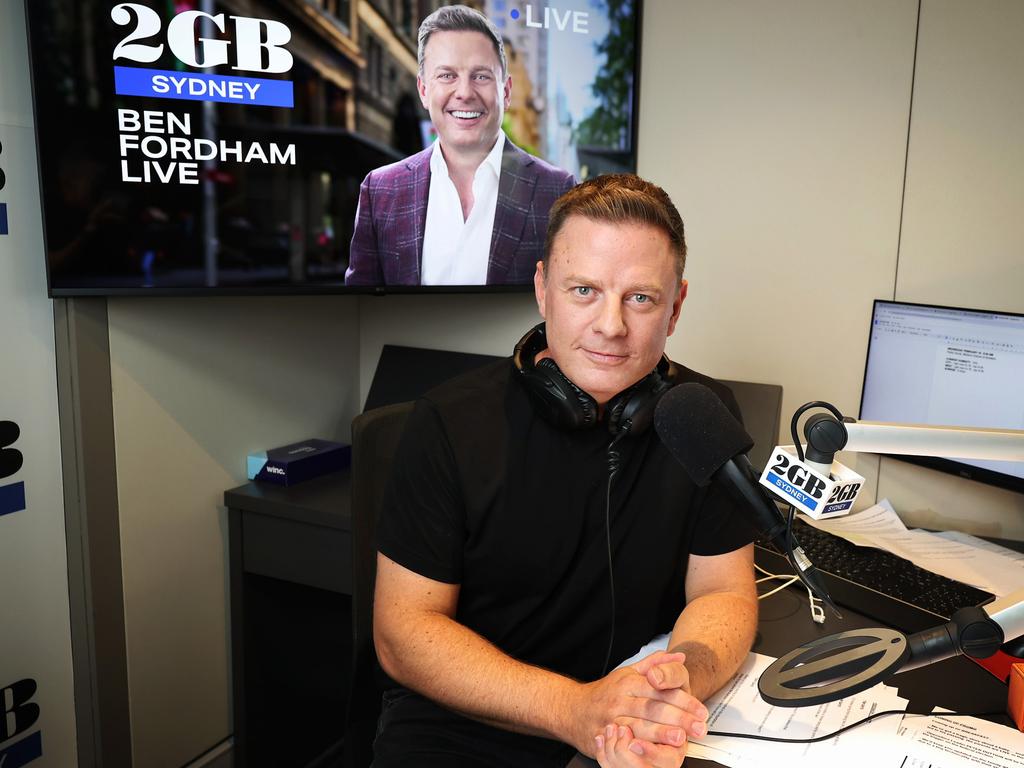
xmin=0 ymin=421 xmax=26 ymax=518
xmin=0 ymin=678 xmax=43 ymax=767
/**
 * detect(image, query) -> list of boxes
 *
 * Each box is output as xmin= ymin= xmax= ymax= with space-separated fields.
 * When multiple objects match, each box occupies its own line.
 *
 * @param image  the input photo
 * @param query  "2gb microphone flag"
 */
xmin=758 ymin=446 xmax=865 ymax=520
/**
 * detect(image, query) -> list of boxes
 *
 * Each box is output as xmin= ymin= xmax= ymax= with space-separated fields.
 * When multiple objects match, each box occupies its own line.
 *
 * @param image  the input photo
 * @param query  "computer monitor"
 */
xmin=859 ymin=300 xmax=1024 ymax=494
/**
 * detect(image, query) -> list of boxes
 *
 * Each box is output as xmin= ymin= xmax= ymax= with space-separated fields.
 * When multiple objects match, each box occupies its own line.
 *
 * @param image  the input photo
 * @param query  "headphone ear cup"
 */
xmin=534 ymin=358 xmax=598 ymax=430
xmin=605 ymin=356 xmax=675 ymax=436
xmin=514 ymin=324 xmax=598 ymax=430
xmin=608 ymin=376 xmax=670 ymax=436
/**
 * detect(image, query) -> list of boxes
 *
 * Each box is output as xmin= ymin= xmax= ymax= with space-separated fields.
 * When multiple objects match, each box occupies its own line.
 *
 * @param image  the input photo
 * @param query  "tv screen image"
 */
xmin=26 ymin=0 xmax=642 ymax=295
xmin=859 ymin=300 xmax=1024 ymax=494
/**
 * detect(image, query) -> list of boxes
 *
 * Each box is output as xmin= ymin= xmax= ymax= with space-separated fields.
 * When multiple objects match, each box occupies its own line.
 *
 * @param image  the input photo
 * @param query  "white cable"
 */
xmin=755 ymin=561 xmax=827 ymax=622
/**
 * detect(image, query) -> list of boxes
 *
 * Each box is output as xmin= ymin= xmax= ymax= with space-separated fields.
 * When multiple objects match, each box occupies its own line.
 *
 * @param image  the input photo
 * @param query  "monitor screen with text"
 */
xmin=860 ymin=300 xmax=1024 ymax=491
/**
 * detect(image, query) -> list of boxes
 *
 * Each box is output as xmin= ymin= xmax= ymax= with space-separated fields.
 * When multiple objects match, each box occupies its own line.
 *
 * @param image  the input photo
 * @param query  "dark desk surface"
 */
xmin=224 ymin=470 xmax=351 ymax=530
xmin=569 ymin=585 xmax=1012 ymax=768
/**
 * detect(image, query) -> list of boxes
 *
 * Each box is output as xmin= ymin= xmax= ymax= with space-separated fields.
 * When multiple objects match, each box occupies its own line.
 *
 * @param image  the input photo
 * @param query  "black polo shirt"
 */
xmin=377 ymin=358 xmax=754 ymax=684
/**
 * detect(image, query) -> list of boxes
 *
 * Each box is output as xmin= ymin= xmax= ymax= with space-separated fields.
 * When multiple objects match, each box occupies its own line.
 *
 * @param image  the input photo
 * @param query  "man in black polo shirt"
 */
xmin=373 ymin=174 xmax=759 ymax=767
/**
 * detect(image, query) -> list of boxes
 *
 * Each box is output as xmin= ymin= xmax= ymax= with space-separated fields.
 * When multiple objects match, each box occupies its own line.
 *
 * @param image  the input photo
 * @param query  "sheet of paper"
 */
xmin=887 ymin=712 xmax=1024 ymax=768
xmin=934 ymin=529 xmax=1024 ymax=566
xmin=802 ymin=498 xmax=909 ymax=543
xmin=800 ymin=500 xmax=1024 ymax=596
xmin=686 ymin=652 xmax=908 ymax=768
xmin=686 ymin=653 xmax=1024 ymax=768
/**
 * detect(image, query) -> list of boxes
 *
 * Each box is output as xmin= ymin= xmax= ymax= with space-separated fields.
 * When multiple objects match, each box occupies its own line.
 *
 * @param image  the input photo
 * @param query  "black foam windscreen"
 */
xmin=654 ymin=382 xmax=755 ymax=486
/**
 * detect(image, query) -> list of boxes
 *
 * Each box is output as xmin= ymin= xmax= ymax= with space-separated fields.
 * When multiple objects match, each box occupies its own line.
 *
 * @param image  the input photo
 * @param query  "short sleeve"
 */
xmin=687 ymin=480 xmax=759 ymax=556
xmin=376 ymin=398 xmax=466 ymax=584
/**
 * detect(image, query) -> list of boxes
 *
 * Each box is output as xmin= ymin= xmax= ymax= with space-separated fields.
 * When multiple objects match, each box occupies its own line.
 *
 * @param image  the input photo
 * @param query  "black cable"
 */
xmin=600 ymin=430 xmax=627 ymax=676
xmin=783 ymin=402 xmax=845 ymax=617
xmin=707 ymin=709 xmax=1005 ymax=744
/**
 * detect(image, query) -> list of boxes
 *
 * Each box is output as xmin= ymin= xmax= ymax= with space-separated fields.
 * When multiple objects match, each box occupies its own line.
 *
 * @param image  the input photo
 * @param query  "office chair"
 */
xmin=343 ymin=400 xmax=415 ymax=768
xmin=718 ymin=379 xmax=783 ymax=472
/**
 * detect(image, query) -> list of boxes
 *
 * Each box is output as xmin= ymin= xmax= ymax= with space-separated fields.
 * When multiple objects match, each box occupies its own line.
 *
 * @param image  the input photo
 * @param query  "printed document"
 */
xmin=687 ymin=652 xmax=1024 ymax=768
xmin=687 ymin=652 xmax=907 ymax=768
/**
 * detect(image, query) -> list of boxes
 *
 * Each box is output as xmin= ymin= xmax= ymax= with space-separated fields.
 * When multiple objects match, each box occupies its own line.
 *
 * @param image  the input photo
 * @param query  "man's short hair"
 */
xmin=544 ymin=174 xmax=687 ymax=279
xmin=418 ymin=5 xmax=508 ymax=78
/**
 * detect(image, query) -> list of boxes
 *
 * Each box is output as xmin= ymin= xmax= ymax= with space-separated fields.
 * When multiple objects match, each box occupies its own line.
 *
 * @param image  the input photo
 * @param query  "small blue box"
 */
xmin=247 ymin=439 xmax=351 ymax=486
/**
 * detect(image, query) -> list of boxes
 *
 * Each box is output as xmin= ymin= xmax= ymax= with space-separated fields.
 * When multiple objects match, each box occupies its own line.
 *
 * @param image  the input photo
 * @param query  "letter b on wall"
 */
xmin=1 ymin=679 xmax=40 ymax=742
xmin=0 ymin=421 xmax=23 ymax=479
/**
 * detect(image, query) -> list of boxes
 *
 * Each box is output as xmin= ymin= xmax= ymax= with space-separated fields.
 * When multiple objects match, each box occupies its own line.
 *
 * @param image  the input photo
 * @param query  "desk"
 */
xmin=569 ymin=584 xmax=1013 ymax=768
xmin=225 ymin=471 xmax=353 ymax=768
xmin=225 ymin=472 xmax=1015 ymax=766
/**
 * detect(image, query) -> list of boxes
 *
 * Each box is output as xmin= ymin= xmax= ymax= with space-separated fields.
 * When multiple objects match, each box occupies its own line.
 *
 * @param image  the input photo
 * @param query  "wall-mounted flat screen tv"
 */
xmin=26 ymin=0 xmax=643 ymax=296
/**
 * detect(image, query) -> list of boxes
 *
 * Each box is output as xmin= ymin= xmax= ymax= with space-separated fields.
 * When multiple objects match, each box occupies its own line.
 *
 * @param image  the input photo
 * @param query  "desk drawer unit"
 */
xmin=242 ymin=512 xmax=352 ymax=595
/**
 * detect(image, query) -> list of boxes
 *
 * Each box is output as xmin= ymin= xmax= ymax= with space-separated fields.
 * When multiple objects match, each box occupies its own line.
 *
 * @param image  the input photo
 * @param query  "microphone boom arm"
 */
xmin=843 ymin=420 xmax=1024 ymax=462
xmin=758 ymin=409 xmax=1024 ymax=706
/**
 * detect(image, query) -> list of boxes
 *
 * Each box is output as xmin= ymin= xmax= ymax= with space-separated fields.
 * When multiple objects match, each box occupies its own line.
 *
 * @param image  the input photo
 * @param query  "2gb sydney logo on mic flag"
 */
xmin=758 ymin=446 xmax=864 ymax=520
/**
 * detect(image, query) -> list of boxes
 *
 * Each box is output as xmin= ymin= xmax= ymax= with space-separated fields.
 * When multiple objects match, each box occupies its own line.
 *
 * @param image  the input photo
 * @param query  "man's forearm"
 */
xmin=374 ymin=550 xmax=720 ymax=755
xmin=667 ymin=590 xmax=758 ymax=701
xmin=376 ymin=609 xmax=585 ymax=745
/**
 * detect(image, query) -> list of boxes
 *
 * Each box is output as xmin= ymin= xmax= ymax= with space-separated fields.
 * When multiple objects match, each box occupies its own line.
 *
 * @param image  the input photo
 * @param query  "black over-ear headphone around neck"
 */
xmin=512 ymin=323 xmax=677 ymax=436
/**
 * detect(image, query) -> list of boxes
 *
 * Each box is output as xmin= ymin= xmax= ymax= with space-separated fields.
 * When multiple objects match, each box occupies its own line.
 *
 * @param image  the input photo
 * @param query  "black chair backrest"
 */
xmin=718 ymin=379 xmax=783 ymax=473
xmin=363 ymin=345 xmax=502 ymax=411
xmin=345 ymin=400 xmax=415 ymax=767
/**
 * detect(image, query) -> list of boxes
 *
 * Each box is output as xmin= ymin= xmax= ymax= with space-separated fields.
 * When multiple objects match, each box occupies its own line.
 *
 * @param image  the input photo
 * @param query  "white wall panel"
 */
xmin=0 ymin=0 xmax=78 ymax=757
xmin=0 ymin=0 xmax=33 ymax=128
xmin=898 ymin=0 xmax=1024 ymax=313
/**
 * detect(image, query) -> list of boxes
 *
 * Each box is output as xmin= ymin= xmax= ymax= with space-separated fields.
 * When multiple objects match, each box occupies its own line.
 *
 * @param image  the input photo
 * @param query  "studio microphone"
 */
xmin=653 ymin=382 xmax=835 ymax=609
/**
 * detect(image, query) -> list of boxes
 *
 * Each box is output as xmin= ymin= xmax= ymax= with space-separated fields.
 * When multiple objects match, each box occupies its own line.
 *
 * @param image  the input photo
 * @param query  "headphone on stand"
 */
xmin=512 ymin=323 xmax=677 ymax=436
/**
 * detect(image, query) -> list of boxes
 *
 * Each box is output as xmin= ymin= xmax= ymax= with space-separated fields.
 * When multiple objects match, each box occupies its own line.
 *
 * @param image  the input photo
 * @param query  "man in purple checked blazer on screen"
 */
xmin=345 ymin=5 xmax=575 ymax=287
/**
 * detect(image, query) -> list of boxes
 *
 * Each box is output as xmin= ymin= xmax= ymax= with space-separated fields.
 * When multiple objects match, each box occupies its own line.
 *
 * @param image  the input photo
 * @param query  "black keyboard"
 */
xmin=755 ymin=517 xmax=995 ymax=633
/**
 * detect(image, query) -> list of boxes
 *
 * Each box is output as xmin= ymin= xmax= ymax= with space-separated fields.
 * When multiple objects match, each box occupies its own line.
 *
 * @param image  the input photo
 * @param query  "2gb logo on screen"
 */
xmin=111 ymin=4 xmax=294 ymax=107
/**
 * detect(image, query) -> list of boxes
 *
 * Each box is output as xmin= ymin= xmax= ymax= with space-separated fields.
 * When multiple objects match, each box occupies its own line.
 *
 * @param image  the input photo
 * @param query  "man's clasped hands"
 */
xmin=580 ymin=651 xmax=708 ymax=768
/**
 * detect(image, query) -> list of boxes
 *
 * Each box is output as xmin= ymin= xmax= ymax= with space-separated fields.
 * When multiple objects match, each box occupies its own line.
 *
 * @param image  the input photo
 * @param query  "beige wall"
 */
xmin=104 ymin=1 xmax=1024 ymax=764
xmin=107 ymin=297 xmax=360 ymax=766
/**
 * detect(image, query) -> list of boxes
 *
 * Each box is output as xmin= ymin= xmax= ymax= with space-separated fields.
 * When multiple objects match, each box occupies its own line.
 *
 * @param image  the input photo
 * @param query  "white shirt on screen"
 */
xmin=420 ymin=131 xmax=505 ymax=285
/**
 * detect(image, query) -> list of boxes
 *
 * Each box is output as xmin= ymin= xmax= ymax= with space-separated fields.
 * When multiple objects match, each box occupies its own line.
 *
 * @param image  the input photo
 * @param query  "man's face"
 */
xmin=534 ymin=217 xmax=687 ymax=406
xmin=418 ymin=30 xmax=511 ymax=158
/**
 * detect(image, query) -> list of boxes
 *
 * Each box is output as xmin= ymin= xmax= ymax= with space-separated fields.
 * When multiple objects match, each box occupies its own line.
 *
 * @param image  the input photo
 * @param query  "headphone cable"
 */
xmin=601 ymin=429 xmax=628 ymax=675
